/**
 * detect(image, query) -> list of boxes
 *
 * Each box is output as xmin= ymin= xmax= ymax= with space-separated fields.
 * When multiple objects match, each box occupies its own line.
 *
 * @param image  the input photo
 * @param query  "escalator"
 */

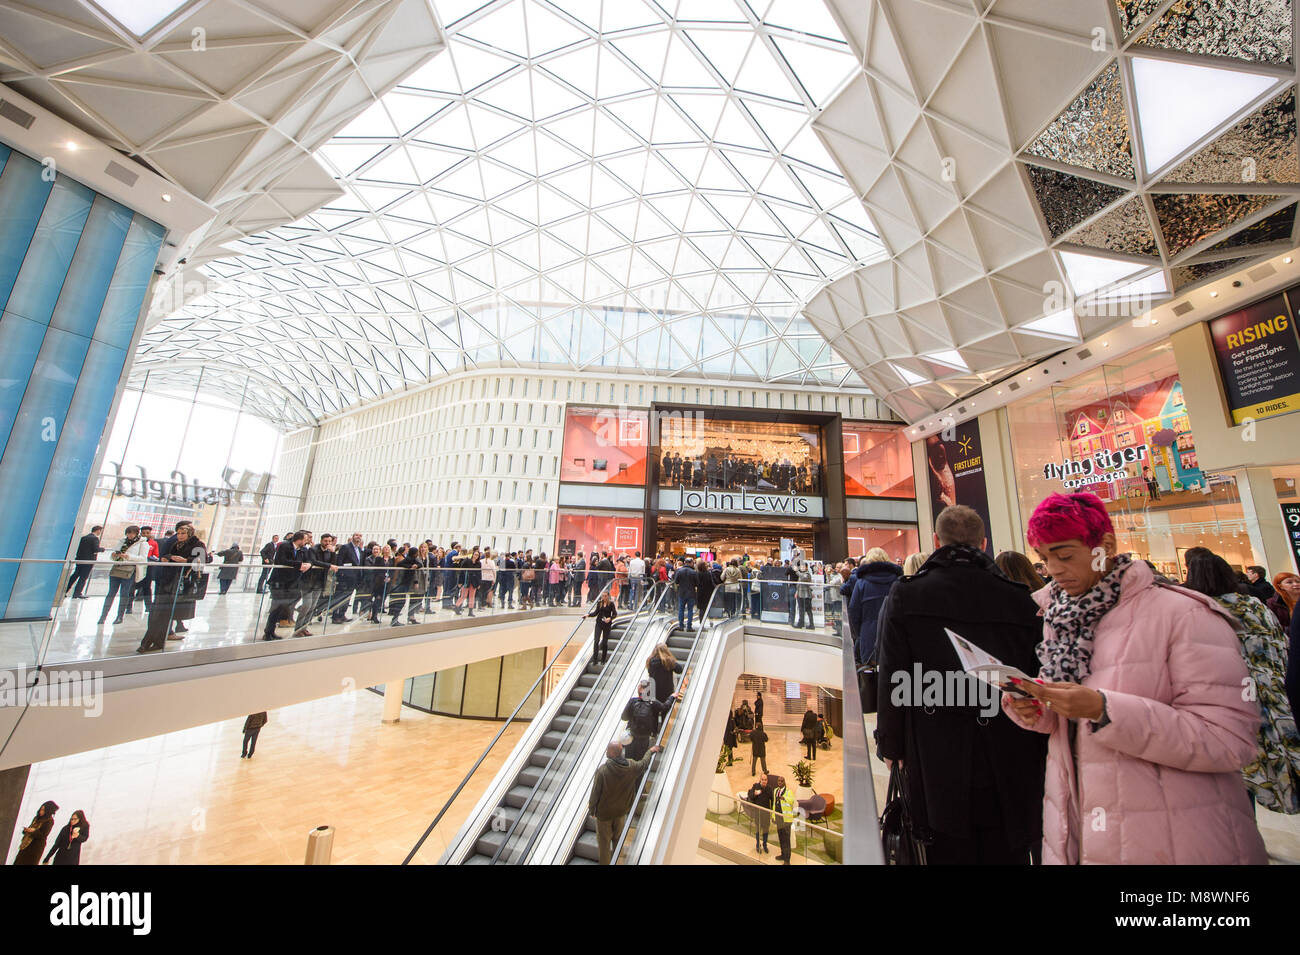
xmin=460 ymin=614 xmax=638 ymax=863
xmin=566 ymin=623 xmax=699 ymax=864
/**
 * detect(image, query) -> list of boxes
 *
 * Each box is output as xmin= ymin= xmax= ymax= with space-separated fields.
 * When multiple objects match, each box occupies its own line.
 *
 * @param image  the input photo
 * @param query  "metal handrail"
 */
xmin=609 ymin=568 xmax=735 ymax=862
xmin=497 ymin=579 xmax=671 ymax=864
xmin=838 ymin=582 xmax=883 ymax=864
xmin=400 ymin=577 xmax=614 ymax=865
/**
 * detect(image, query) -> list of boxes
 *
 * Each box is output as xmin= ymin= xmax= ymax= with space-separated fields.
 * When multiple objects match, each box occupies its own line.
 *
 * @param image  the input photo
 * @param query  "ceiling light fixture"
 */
xmin=161 ymin=193 xmax=172 ymax=202
xmin=64 ymin=141 xmax=78 ymax=151
xmin=1210 ymin=290 xmax=1218 ymax=298
xmin=1285 ymin=256 xmax=1293 ymax=264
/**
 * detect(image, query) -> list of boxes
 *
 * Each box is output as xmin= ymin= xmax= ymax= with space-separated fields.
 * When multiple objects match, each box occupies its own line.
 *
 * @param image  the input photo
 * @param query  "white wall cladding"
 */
xmin=276 ymin=369 xmax=894 ymax=552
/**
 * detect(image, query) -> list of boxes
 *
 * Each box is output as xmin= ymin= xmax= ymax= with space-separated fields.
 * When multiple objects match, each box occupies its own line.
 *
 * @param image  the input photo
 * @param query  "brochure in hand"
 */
xmin=945 ymin=627 xmax=1034 ymax=696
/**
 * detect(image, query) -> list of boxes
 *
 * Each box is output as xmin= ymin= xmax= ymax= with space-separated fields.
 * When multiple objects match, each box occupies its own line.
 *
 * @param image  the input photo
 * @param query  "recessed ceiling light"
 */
xmin=65 ymin=141 xmax=78 ymax=151
xmin=1151 ymin=319 xmax=1159 ymax=326
xmin=1103 ymin=341 xmax=1110 ymax=347
xmin=1210 ymin=290 xmax=1218 ymax=298
xmin=1285 ymin=256 xmax=1293 ymax=264
xmin=161 ymin=193 xmax=172 ymax=202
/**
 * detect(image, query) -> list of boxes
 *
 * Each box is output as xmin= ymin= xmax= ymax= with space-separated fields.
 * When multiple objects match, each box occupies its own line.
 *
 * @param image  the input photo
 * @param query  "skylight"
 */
xmin=141 ymin=0 xmax=883 ymax=423
xmin=92 ymin=0 xmax=187 ymax=36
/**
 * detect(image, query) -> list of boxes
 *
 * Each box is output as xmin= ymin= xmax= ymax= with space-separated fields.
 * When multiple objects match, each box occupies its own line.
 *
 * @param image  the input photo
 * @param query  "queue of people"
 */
xmin=659 ymin=450 xmax=822 ymax=496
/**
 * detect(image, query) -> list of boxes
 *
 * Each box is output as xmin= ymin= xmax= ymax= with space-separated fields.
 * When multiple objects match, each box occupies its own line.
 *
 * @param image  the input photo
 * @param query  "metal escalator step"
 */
xmin=463 ymin=853 xmax=493 ymax=864
xmin=550 ymin=715 xmax=572 ymax=732
xmin=517 ymin=766 xmax=542 ymax=788
xmin=504 ymin=786 xmax=533 ymax=809
xmin=667 ymin=635 xmax=693 ymax=649
xmin=560 ymin=700 xmax=583 ymax=716
xmin=540 ymin=730 xmax=566 ymax=749
xmin=568 ymin=856 xmax=599 ymax=865
xmin=572 ymin=830 xmax=600 ymax=861
xmin=583 ymin=815 xmax=597 ymax=832
xmin=473 ymin=829 xmax=506 ymax=857
xmin=528 ymin=746 xmax=556 ymax=768
xmin=570 ymin=686 xmax=590 ymax=701
xmin=577 ymin=673 xmax=598 ymax=688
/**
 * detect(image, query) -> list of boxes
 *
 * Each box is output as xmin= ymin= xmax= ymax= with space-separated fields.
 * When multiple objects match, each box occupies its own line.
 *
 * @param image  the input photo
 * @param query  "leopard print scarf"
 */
xmin=1038 ymin=553 xmax=1132 ymax=683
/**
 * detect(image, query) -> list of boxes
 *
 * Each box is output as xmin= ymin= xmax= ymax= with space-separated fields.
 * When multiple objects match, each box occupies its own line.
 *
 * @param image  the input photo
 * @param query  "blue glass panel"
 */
xmin=1 ymin=174 xmax=93 ymax=327
xmin=0 ymin=150 xmax=55 ymax=316
xmin=96 ymin=215 xmax=164 ymax=348
xmin=49 ymin=195 xmax=131 ymax=339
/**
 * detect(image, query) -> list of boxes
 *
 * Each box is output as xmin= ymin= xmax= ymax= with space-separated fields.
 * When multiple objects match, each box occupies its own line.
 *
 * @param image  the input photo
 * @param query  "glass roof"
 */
xmin=137 ymin=0 xmax=883 ymax=425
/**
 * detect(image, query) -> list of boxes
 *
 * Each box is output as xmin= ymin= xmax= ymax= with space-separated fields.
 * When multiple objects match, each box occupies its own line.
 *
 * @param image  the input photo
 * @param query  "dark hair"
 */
xmin=1247 ymin=565 xmax=1268 ymax=581
xmin=1184 ymin=547 xmax=1247 ymax=599
xmin=995 ymin=550 xmax=1045 ymax=590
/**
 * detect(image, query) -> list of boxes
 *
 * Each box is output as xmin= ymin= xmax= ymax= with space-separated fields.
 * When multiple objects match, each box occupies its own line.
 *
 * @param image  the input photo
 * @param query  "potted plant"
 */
xmin=710 ymin=745 xmax=737 ymax=814
xmin=790 ymin=759 xmax=815 ymax=802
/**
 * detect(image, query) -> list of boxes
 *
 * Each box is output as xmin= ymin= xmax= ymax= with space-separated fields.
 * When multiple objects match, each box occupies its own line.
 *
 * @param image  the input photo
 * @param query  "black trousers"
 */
xmin=594 ymin=618 xmax=613 ymax=663
xmin=776 ymin=824 xmax=791 ymax=862
xmin=242 ymin=728 xmax=260 ymax=757
xmin=256 ymin=565 xmax=272 ymax=592
xmin=65 ymin=565 xmax=92 ymax=598
xmin=264 ymin=589 xmax=299 ymax=638
xmin=805 ymin=740 xmax=817 ymax=760
xmin=218 ymin=577 xmax=233 ymax=595
xmin=751 ymin=752 xmax=767 ymax=775
xmin=626 ymin=734 xmax=650 ymax=761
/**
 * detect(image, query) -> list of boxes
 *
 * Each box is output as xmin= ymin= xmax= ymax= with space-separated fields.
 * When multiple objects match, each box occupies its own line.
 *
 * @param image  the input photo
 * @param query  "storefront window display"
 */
xmin=559 ymin=406 xmax=648 ymax=485
xmin=842 ymin=423 xmax=914 ymax=498
xmin=1007 ymin=342 xmax=1258 ymax=580
xmin=657 ymin=417 xmax=822 ymax=495
xmin=555 ymin=510 xmax=644 ymax=558
xmin=847 ymin=524 xmax=920 ymax=564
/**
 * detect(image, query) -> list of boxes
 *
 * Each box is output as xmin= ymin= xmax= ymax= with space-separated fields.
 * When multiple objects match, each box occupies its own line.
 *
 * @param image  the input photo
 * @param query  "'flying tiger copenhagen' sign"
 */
xmin=659 ymin=484 xmax=824 ymax=519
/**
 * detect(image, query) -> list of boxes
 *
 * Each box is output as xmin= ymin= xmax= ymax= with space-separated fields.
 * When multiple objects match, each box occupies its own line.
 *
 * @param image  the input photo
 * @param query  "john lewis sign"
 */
xmin=660 ymin=484 xmax=824 ymax=519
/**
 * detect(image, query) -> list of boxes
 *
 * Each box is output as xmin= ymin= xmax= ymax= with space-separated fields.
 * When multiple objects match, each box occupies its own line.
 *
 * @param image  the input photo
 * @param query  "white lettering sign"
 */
xmin=668 ymin=484 xmax=821 ymax=518
xmin=1042 ymin=444 xmax=1149 ymax=489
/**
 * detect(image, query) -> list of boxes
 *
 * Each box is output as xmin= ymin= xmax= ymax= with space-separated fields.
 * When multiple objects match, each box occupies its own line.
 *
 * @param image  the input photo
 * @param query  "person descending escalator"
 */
xmin=621 ymin=678 xmax=680 ymax=761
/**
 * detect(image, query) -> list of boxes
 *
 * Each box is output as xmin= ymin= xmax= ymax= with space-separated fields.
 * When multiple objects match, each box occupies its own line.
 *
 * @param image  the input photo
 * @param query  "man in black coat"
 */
xmin=256 ymin=535 xmax=280 ymax=593
xmin=264 ymin=532 xmax=308 ymax=640
xmin=673 ymin=559 xmax=698 ymax=630
xmin=329 ymin=532 xmax=365 ymax=623
xmin=874 ymin=505 xmax=1047 ymax=865
xmin=65 ymin=526 xmax=104 ymax=598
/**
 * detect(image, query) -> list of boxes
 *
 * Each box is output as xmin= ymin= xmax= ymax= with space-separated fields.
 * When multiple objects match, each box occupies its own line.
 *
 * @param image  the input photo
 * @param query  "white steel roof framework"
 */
xmin=136 ymin=0 xmax=887 ymax=426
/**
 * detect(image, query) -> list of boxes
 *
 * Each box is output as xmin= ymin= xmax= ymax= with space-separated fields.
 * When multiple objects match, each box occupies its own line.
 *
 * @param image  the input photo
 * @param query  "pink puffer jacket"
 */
xmin=1003 ymin=560 xmax=1267 ymax=864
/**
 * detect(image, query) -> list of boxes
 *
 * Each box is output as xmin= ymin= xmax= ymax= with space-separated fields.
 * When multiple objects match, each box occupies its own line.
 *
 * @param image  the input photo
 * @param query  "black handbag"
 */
xmin=879 ymin=762 xmax=928 ymax=865
xmin=856 ymin=643 xmax=879 ymax=714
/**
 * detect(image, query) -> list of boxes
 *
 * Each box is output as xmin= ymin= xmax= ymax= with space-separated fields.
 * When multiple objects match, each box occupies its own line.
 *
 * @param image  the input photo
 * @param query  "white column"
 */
xmin=382 ymin=680 xmax=404 ymax=724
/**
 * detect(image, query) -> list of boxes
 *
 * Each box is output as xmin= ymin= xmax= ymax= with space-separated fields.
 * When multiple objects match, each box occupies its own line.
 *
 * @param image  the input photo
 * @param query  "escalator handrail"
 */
xmin=836 ymin=582 xmax=884 ymax=864
xmin=401 ymin=578 xmax=614 ymax=865
xmin=489 ymin=578 xmax=670 ymax=864
xmin=609 ymin=571 xmax=731 ymax=863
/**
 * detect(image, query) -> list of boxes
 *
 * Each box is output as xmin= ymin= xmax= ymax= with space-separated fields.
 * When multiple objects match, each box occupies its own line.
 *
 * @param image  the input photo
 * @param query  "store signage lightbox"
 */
xmin=1210 ymin=292 xmax=1300 ymax=425
xmin=659 ymin=485 xmax=825 ymax=519
xmin=1282 ymin=502 xmax=1300 ymax=573
xmin=1043 ymin=444 xmax=1150 ymax=489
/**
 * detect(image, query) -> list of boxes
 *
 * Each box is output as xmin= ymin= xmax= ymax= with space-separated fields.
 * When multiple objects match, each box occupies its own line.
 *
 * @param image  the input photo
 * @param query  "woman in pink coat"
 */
xmin=1003 ymin=492 xmax=1266 ymax=865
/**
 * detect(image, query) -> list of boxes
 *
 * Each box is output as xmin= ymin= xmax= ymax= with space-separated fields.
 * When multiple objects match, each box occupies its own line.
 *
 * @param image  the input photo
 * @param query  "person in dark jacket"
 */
xmin=646 ymin=643 xmax=683 ymax=704
xmin=589 ymin=592 xmax=617 ymax=665
xmin=138 ymin=522 xmax=205 ymax=652
xmin=845 ymin=555 xmax=903 ymax=663
xmin=1245 ymin=566 xmax=1276 ymax=604
xmin=365 ymin=545 xmax=392 ymax=623
xmin=242 ymin=712 xmax=268 ymax=758
xmin=621 ymin=679 xmax=679 ymax=760
xmin=263 ymin=532 xmax=308 ymax=641
xmin=12 ymin=800 xmax=57 ymax=865
xmin=588 ymin=740 xmax=661 ymax=864
xmin=674 ymin=560 xmax=698 ymax=631
xmin=875 ymin=504 xmax=1047 ymax=865
xmin=746 ymin=773 xmax=773 ymax=853
xmin=800 ymin=708 xmax=819 ymax=761
xmin=65 ymin=527 xmax=103 ymax=598
xmin=256 ymin=536 xmax=279 ymax=594
xmin=216 ymin=544 xmax=243 ymax=595
xmin=723 ymin=712 xmax=738 ymax=765
xmin=42 ymin=810 xmax=88 ymax=865
xmin=749 ymin=719 xmax=769 ymax=775
xmin=695 ymin=558 xmax=715 ymax=620
xmin=754 ymin=690 xmax=763 ymax=724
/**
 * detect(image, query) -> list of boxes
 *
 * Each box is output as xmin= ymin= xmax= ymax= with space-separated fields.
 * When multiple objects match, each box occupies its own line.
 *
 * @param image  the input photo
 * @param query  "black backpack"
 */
xmin=626 ymin=698 xmax=657 ymax=736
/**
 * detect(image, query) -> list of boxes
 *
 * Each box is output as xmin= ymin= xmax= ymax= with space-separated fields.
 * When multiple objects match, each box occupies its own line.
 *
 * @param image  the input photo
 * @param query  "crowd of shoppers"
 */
xmin=11 ymin=801 xmax=88 ymax=866
xmin=659 ymin=450 xmax=822 ymax=495
xmin=848 ymin=492 xmax=1297 ymax=866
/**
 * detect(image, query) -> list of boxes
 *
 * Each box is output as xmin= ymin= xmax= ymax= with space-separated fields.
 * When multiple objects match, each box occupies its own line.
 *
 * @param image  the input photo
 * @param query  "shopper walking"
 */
xmin=1004 ymin=492 xmax=1267 ymax=864
xmin=41 ymin=809 xmax=88 ymax=866
xmin=876 ymin=504 xmax=1047 ymax=865
xmin=216 ymin=543 xmax=243 ymax=595
xmin=800 ymin=707 xmax=819 ymax=761
xmin=65 ymin=527 xmax=103 ymax=598
xmin=241 ymin=712 xmax=267 ymax=759
xmin=749 ymin=719 xmax=769 ymax=775
xmin=589 ymin=592 xmax=616 ymax=665
xmin=588 ymin=740 xmax=661 ymax=865
xmin=12 ymin=801 xmax=57 ymax=865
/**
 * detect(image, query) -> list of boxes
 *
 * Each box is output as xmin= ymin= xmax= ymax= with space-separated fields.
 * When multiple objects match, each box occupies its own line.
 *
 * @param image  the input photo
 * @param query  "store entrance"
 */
xmin=656 ymin=517 xmax=817 ymax=563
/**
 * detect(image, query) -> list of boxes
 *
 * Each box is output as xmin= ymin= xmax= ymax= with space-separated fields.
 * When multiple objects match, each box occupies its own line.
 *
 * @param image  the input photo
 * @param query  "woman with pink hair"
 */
xmin=1002 ymin=491 xmax=1267 ymax=864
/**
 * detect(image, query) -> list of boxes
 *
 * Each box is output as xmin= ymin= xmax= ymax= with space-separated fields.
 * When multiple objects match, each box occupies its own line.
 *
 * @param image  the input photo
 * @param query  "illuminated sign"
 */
xmin=661 ymin=484 xmax=823 ymax=519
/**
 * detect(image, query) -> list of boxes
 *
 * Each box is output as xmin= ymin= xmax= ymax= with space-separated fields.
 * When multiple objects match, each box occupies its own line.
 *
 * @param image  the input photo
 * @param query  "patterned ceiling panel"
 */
xmin=1066 ymin=196 xmax=1161 ymax=256
xmin=1135 ymin=0 xmax=1294 ymax=66
xmin=1026 ymin=165 xmax=1128 ymax=238
xmin=1151 ymin=192 xmax=1285 ymax=255
xmin=1024 ymin=62 xmax=1135 ymax=178
xmin=807 ymin=0 xmax=1300 ymax=423
xmin=1160 ymin=89 xmax=1299 ymax=184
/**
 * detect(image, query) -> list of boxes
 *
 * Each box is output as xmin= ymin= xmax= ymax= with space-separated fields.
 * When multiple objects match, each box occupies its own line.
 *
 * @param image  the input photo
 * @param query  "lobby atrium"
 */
xmin=0 ymin=0 xmax=1298 ymax=909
